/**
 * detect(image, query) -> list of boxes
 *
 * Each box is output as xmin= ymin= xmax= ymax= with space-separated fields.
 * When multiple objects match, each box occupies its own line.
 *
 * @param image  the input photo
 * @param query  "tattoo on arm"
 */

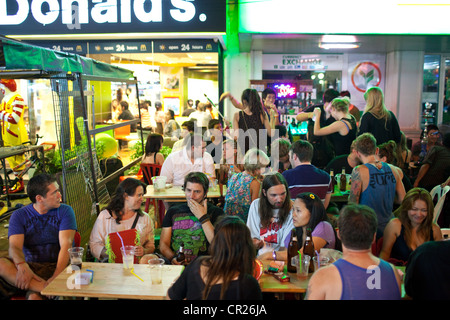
xmin=349 ymin=167 xmax=362 ymax=204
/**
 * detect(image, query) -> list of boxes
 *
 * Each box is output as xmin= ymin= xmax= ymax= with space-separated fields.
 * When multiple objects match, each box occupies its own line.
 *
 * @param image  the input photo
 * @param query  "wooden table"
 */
xmin=41 ymin=262 xmax=184 ymax=300
xmin=258 ymin=260 xmax=311 ymax=299
xmin=258 ymin=260 xmax=407 ymax=300
xmin=330 ymin=190 xmax=349 ymax=203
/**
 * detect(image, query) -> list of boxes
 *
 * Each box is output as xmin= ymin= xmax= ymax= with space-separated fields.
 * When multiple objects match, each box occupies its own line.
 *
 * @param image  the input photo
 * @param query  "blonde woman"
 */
xmin=313 ymin=96 xmax=357 ymax=156
xmin=223 ymin=148 xmax=270 ymax=222
xmin=358 ymin=87 xmax=401 ymax=145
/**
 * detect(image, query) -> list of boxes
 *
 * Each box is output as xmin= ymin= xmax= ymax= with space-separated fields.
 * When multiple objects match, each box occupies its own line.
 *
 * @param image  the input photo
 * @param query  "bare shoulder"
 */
xmin=306 ymin=264 xmax=342 ymax=300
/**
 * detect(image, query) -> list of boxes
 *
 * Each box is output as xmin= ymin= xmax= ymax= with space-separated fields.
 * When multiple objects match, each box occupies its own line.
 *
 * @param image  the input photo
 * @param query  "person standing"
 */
xmin=358 ymin=86 xmax=401 ymax=145
xmin=313 ymin=96 xmax=357 ymax=156
xmin=296 ymin=89 xmax=339 ymax=169
xmin=349 ymin=133 xmax=406 ymax=238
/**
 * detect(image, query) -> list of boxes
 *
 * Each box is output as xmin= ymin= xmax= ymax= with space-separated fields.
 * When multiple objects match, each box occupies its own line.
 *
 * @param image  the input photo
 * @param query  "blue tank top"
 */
xmin=334 ymin=259 xmax=401 ymax=300
xmin=360 ymin=162 xmax=396 ymax=236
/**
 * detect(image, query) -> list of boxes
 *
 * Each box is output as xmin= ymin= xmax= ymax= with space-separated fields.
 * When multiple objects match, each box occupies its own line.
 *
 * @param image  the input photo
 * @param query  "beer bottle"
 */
xmin=176 ymin=242 xmax=186 ymax=263
xmin=340 ymin=167 xmax=347 ymax=192
xmin=287 ymin=229 xmax=299 ymax=273
xmin=330 ymin=169 xmax=335 ymax=192
xmin=303 ymin=228 xmax=315 ymax=273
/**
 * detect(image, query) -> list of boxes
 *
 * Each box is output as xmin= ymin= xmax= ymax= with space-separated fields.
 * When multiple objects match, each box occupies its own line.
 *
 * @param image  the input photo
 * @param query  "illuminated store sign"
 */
xmin=274 ymin=84 xmax=296 ymax=98
xmin=1 ymin=0 xmax=225 ymax=35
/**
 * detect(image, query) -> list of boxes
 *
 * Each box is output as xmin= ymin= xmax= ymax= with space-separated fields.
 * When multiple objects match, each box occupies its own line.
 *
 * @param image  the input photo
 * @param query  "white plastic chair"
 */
xmin=431 ymin=185 xmax=450 ymax=224
xmin=441 ymin=228 xmax=450 ymax=240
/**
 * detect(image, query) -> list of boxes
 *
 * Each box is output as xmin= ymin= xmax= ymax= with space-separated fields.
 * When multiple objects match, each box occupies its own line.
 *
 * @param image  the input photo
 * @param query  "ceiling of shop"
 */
xmin=106 ymin=33 xmax=450 ymax=69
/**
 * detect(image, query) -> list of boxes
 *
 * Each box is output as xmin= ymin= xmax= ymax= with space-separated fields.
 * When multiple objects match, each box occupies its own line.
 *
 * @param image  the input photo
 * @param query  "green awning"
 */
xmin=0 ymin=39 xmax=134 ymax=80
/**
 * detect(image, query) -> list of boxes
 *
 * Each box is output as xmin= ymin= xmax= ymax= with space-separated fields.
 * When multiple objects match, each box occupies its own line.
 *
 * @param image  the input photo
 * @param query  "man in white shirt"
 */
xmin=160 ymin=133 xmax=215 ymax=186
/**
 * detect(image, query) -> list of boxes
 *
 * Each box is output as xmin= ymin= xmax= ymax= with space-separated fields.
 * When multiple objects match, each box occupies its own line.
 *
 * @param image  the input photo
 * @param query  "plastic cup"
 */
xmin=152 ymin=176 xmax=167 ymax=192
xmin=149 ymin=258 xmax=164 ymax=284
xmin=300 ymin=255 xmax=311 ymax=277
xmin=68 ymin=247 xmax=84 ymax=272
xmin=120 ymin=245 xmax=135 ymax=270
xmin=313 ymin=256 xmax=330 ymax=271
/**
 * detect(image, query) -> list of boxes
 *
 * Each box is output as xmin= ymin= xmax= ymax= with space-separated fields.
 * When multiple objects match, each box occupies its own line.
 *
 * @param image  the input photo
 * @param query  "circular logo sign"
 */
xmin=351 ymin=62 xmax=382 ymax=93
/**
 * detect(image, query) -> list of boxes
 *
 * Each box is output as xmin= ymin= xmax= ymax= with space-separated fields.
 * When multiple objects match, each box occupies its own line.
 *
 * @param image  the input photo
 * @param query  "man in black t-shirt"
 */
xmin=159 ymin=172 xmax=224 ymax=265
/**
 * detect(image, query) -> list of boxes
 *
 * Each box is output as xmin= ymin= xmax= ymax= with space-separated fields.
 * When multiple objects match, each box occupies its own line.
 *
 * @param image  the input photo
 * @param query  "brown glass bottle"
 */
xmin=330 ymin=169 xmax=335 ymax=192
xmin=340 ymin=167 xmax=347 ymax=192
xmin=302 ymin=228 xmax=315 ymax=273
xmin=176 ymin=242 xmax=185 ymax=263
xmin=287 ymin=229 xmax=299 ymax=273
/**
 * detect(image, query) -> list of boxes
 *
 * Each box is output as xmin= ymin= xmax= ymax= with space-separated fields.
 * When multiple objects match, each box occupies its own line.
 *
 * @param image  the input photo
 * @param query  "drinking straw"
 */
xmin=315 ymin=250 xmax=320 ymax=268
xmin=117 ymin=232 xmax=129 ymax=269
xmin=130 ymin=268 xmax=144 ymax=282
xmin=298 ymin=250 xmax=302 ymax=273
xmin=86 ymin=269 xmax=94 ymax=283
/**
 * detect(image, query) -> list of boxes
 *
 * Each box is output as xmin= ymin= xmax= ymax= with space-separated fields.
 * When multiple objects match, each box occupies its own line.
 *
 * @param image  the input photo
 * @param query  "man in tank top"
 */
xmin=306 ymin=204 xmax=402 ymax=300
xmin=348 ymin=133 xmax=405 ymax=238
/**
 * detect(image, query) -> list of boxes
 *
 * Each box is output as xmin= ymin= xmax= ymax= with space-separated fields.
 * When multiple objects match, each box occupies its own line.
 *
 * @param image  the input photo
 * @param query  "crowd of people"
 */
xmin=0 ymin=85 xmax=449 ymax=301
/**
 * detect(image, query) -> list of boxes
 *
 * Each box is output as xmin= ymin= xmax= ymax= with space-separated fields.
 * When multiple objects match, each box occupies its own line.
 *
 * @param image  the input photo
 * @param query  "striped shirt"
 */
xmin=282 ymin=164 xmax=332 ymax=201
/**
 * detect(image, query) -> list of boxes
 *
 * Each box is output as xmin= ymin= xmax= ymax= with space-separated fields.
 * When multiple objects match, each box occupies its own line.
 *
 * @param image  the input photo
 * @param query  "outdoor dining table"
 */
xmin=258 ymin=260 xmax=408 ymax=299
xmin=41 ymin=262 xmax=184 ymax=300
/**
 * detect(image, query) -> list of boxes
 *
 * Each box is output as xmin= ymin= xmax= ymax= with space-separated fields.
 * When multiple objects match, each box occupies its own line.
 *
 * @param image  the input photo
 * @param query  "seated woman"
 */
xmin=142 ymin=133 xmax=165 ymax=166
xmin=167 ymin=216 xmax=262 ymax=300
xmin=89 ymin=178 xmax=155 ymax=263
xmin=380 ymin=188 xmax=442 ymax=265
xmin=313 ymin=96 xmax=357 ymax=156
xmin=224 ymin=148 xmax=270 ymax=222
xmin=268 ymin=192 xmax=336 ymax=262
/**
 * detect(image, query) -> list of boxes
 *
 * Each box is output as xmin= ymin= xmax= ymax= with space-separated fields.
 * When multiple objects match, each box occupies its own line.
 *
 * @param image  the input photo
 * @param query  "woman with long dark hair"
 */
xmin=167 ymin=216 xmax=262 ymax=300
xmin=142 ymin=133 xmax=164 ymax=166
xmin=89 ymin=178 xmax=155 ymax=262
xmin=285 ymin=192 xmax=336 ymax=255
xmin=380 ymin=188 xmax=442 ymax=265
xmin=221 ymin=89 xmax=273 ymax=155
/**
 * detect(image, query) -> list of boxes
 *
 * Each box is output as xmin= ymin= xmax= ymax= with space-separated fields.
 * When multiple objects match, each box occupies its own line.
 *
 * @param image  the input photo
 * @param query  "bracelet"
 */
xmin=272 ymin=250 xmax=276 ymax=261
xmin=198 ymin=214 xmax=210 ymax=224
xmin=15 ymin=261 xmax=27 ymax=267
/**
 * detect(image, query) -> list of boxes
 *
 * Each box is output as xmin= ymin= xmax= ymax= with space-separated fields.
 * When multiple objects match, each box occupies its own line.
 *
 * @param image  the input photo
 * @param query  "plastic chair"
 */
xmin=441 ymin=228 xmax=450 ymax=240
xmin=431 ymin=185 xmax=450 ymax=224
xmin=140 ymin=163 xmax=165 ymax=224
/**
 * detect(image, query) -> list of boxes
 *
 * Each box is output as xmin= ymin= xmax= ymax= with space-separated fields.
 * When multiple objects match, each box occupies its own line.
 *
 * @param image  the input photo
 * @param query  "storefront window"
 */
xmin=422 ymin=55 xmax=440 ymax=127
xmin=443 ymin=58 xmax=450 ymax=125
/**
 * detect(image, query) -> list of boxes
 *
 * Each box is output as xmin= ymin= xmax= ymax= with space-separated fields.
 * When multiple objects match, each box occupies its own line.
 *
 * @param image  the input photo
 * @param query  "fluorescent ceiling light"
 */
xmin=319 ymin=42 xmax=360 ymax=49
